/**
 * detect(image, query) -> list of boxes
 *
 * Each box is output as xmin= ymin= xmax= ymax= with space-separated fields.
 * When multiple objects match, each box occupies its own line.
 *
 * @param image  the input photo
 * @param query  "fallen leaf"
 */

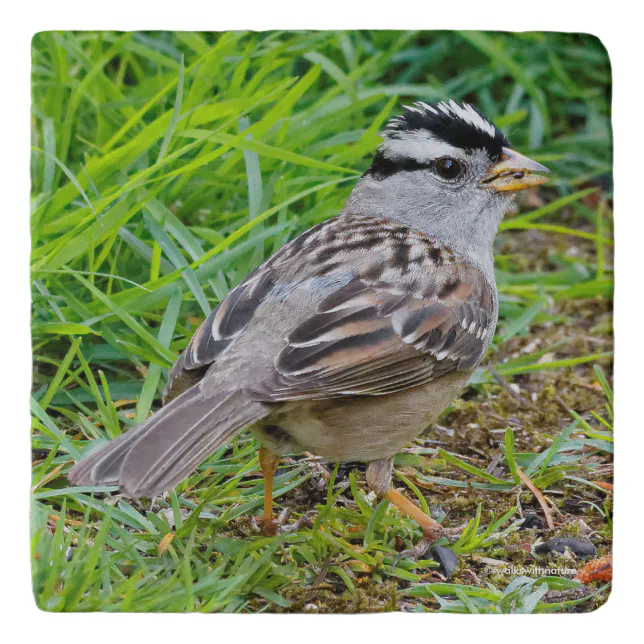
xmin=158 ymin=532 xmax=175 ymax=555
xmin=575 ymin=555 xmax=612 ymax=584
xmin=590 ymin=481 xmax=613 ymax=493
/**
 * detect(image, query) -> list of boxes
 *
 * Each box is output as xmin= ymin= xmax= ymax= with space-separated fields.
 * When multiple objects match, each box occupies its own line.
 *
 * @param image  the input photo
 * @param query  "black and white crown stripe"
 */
xmin=378 ymin=99 xmax=508 ymax=165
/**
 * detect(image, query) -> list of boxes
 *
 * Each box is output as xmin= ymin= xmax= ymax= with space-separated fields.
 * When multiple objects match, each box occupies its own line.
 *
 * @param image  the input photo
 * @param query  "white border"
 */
xmin=2 ymin=0 xmax=641 ymax=639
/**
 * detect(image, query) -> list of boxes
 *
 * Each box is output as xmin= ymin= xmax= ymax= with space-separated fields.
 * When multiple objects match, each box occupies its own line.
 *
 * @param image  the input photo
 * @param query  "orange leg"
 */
xmin=385 ymin=488 xmax=443 ymax=538
xmin=259 ymin=446 xmax=280 ymax=536
xmin=385 ymin=487 xmax=468 ymax=562
xmin=367 ymin=458 xmax=458 ymax=561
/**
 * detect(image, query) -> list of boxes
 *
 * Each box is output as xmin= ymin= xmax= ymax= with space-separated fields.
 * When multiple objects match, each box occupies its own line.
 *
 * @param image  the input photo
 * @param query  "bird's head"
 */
xmin=349 ymin=100 xmax=550 ymax=270
xmin=371 ymin=99 xmax=549 ymax=196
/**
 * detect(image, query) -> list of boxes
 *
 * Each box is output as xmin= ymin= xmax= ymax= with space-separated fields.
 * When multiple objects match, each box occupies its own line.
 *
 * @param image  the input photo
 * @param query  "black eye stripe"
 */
xmin=366 ymin=151 xmax=468 ymax=181
xmin=366 ymin=152 xmax=432 ymax=180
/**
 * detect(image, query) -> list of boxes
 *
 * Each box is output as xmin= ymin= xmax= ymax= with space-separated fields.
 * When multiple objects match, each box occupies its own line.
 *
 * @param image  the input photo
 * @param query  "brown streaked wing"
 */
xmin=250 ymin=262 xmax=494 ymax=402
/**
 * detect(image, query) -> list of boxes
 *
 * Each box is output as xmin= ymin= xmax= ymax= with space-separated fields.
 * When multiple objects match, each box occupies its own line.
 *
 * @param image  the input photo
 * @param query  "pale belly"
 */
xmin=250 ymin=371 xmax=469 ymax=462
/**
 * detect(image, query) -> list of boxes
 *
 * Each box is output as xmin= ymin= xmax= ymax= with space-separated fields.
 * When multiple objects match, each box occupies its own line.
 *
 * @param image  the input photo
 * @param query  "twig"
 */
xmin=488 ymin=365 xmax=537 ymax=410
xmin=305 ymin=555 xmax=332 ymax=601
xmin=485 ymin=453 xmax=503 ymax=476
xmin=516 ymin=467 xmax=555 ymax=530
xmin=554 ymin=395 xmax=572 ymax=414
xmin=303 ymin=452 xmax=331 ymax=481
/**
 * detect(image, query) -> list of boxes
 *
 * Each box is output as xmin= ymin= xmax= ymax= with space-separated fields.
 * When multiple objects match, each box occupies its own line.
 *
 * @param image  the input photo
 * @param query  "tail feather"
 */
xmin=68 ymin=386 xmax=269 ymax=499
xmin=68 ymin=386 xmax=202 ymax=486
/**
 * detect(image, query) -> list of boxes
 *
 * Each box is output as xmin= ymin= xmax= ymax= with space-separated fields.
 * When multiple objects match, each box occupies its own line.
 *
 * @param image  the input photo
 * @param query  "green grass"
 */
xmin=30 ymin=30 xmax=613 ymax=613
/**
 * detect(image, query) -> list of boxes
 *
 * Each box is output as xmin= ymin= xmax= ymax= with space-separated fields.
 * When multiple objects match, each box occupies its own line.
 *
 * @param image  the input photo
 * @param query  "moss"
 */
xmin=279 ymin=579 xmax=401 ymax=614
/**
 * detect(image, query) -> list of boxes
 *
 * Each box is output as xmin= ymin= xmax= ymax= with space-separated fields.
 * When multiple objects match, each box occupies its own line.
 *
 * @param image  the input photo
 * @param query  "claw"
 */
xmin=393 ymin=535 xmax=434 ymax=568
xmin=258 ymin=508 xmax=315 ymax=536
xmin=441 ymin=521 xmax=469 ymax=542
xmin=277 ymin=510 xmax=316 ymax=534
xmin=391 ymin=521 xmax=464 ymax=572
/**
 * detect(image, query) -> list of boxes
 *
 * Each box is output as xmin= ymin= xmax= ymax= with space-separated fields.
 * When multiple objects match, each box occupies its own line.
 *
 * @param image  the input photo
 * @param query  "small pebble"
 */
xmin=430 ymin=545 xmax=458 ymax=578
xmin=520 ymin=512 xmax=546 ymax=530
xmin=535 ymin=537 xmax=597 ymax=558
xmin=572 ymin=519 xmax=593 ymax=536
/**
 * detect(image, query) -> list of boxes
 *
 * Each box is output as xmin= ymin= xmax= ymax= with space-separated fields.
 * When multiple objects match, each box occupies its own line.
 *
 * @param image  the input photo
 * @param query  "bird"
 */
xmin=69 ymin=99 xmax=549 ymax=551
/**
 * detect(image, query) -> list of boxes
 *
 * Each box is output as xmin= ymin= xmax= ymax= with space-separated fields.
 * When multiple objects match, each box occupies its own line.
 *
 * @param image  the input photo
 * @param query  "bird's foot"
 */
xmin=260 ymin=517 xmax=280 ymax=536
xmin=256 ymin=508 xmax=289 ymax=536
xmin=392 ymin=521 xmax=468 ymax=571
xmin=393 ymin=525 xmax=444 ymax=569
xmin=441 ymin=521 xmax=469 ymax=542
xmin=277 ymin=509 xmax=316 ymax=534
xmin=254 ymin=508 xmax=315 ymax=536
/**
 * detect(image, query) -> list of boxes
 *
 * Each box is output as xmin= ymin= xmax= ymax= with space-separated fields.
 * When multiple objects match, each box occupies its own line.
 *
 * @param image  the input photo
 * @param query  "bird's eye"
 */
xmin=434 ymin=157 xmax=464 ymax=181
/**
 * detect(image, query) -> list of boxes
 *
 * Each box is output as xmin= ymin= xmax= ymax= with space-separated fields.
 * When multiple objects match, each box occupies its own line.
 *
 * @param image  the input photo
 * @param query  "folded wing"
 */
xmin=249 ymin=216 xmax=495 ymax=401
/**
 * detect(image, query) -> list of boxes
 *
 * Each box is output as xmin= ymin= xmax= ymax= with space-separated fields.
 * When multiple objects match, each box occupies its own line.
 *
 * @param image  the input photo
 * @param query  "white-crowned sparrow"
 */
xmin=70 ymin=100 xmax=549 ymax=541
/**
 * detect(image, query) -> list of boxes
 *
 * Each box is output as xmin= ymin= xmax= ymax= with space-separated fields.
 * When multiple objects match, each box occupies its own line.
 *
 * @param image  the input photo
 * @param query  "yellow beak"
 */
xmin=481 ymin=147 xmax=550 ymax=192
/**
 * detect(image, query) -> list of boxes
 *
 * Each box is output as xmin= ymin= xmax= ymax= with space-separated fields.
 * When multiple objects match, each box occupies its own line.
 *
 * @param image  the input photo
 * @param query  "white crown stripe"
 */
xmin=446 ymin=99 xmax=496 ymax=137
xmin=418 ymin=101 xmax=438 ymax=115
xmin=379 ymin=136 xmax=463 ymax=163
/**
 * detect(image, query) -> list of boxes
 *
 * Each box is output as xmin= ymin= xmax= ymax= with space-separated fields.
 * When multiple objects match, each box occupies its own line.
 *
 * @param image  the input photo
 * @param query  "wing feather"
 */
xmin=251 ymin=253 xmax=495 ymax=401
